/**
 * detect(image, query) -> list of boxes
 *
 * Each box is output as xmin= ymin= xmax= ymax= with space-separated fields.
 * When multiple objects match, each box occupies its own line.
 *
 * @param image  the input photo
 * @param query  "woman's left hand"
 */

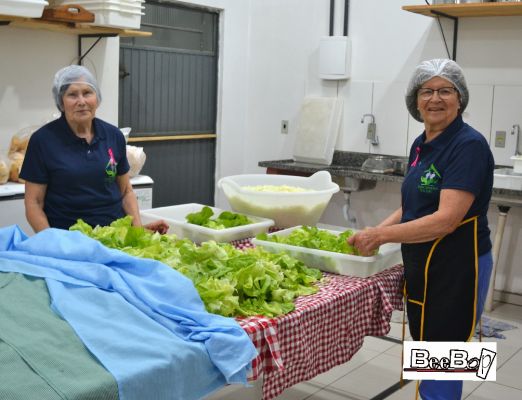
xmin=347 ymin=227 xmax=381 ymax=256
xmin=144 ymin=219 xmax=169 ymax=234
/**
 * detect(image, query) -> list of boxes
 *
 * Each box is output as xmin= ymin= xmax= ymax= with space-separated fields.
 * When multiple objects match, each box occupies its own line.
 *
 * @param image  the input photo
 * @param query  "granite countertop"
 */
xmin=258 ymin=151 xmax=522 ymax=202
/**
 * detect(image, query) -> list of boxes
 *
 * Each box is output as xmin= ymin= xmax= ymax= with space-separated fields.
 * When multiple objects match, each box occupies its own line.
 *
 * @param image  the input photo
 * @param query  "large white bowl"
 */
xmin=217 ymin=171 xmax=339 ymax=228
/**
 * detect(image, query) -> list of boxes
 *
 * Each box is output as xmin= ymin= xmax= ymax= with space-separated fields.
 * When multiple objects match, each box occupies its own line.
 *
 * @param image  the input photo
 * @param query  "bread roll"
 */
xmin=8 ymin=152 xmax=25 ymax=183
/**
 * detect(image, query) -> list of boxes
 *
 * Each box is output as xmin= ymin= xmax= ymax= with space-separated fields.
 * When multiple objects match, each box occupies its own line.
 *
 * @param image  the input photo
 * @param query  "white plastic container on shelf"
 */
xmin=51 ymin=0 xmax=145 ymax=12
xmin=140 ymin=203 xmax=274 ymax=244
xmin=50 ymin=0 xmax=144 ymax=28
xmin=0 ymin=0 xmax=49 ymax=18
xmin=88 ymin=8 xmax=143 ymax=29
xmin=252 ymin=226 xmax=403 ymax=278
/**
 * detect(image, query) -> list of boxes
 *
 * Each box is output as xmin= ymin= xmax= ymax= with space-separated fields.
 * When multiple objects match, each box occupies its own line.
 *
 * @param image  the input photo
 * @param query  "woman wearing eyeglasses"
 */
xmin=348 ymin=59 xmax=494 ymax=400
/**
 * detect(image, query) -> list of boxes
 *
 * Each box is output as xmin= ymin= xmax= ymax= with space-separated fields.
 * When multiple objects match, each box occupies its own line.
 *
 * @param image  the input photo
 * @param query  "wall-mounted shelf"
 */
xmin=402 ymin=3 xmax=522 ymax=61
xmin=0 ymin=14 xmax=151 ymax=37
xmin=402 ymin=3 xmax=522 ymax=18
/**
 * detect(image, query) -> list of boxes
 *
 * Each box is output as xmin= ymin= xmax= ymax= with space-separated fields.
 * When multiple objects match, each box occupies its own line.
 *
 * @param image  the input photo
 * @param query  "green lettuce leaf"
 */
xmin=70 ymin=217 xmax=322 ymax=318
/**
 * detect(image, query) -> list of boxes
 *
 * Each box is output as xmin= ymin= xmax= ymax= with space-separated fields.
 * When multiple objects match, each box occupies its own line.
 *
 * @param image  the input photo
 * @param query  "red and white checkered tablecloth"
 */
xmin=232 ymin=238 xmax=404 ymax=400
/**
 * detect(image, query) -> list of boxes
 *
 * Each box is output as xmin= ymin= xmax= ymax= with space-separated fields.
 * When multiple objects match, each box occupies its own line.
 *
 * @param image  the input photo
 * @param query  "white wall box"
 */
xmin=319 ymin=36 xmax=352 ymax=80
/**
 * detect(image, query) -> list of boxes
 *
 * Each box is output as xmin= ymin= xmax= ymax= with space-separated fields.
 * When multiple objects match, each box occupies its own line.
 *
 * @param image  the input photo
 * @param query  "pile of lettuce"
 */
xmin=256 ymin=225 xmax=363 ymax=256
xmin=186 ymin=206 xmax=252 ymax=230
xmin=70 ymin=217 xmax=322 ymax=317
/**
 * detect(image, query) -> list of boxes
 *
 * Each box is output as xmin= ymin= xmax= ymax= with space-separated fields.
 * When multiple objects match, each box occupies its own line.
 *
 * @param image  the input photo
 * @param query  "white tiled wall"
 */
xmin=371 ymin=81 xmax=410 ymax=157
xmin=490 ymin=85 xmax=522 ymax=166
xmin=464 ymin=84 xmax=494 ymax=144
xmin=335 ymin=81 xmax=373 ymax=154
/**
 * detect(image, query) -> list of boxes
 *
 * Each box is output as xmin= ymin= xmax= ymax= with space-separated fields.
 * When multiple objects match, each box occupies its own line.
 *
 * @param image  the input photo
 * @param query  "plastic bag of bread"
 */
xmin=9 ymin=152 xmax=25 ymax=183
xmin=0 ymin=153 xmax=11 ymax=184
xmin=8 ymin=125 xmax=39 ymax=155
xmin=126 ymin=145 xmax=146 ymax=178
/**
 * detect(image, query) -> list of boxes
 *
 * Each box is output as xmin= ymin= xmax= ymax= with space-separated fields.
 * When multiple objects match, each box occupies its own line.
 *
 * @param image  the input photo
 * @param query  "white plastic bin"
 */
xmin=50 ymin=0 xmax=144 ymax=28
xmin=252 ymin=226 xmax=403 ymax=277
xmin=0 ymin=0 xmax=48 ymax=18
xmin=140 ymin=203 xmax=274 ymax=244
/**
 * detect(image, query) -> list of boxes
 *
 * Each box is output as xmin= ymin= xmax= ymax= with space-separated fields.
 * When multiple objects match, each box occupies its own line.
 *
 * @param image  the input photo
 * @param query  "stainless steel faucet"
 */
xmin=361 ymin=113 xmax=378 ymax=145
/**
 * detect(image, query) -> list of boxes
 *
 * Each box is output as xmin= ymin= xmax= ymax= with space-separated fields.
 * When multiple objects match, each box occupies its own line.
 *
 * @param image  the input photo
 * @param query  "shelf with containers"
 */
xmin=0 ymin=14 xmax=151 ymax=37
xmin=403 ymin=2 xmax=522 ymax=18
xmin=402 ymin=2 xmax=522 ymax=60
xmin=0 ymin=0 xmax=151 ymax=62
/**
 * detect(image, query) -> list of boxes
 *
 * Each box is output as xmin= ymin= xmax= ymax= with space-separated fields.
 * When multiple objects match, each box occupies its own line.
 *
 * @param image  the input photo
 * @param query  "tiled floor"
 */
xmin=206 ymin=301 xmax=521 ymax=400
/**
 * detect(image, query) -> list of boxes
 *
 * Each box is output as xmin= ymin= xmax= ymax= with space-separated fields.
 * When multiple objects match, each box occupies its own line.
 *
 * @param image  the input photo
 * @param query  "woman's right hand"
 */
xmin=347 ymin=227 xmax=382 ymax=256
xmin=144 ymin=219 xmax=169 ymax=234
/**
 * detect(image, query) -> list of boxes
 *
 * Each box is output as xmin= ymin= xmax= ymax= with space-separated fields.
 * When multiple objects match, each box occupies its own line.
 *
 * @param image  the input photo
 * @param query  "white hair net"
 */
xmin=52 ymin=65 xmax=101 ymax=111
xmin=405 ymin=59 xmax=469 ymax=122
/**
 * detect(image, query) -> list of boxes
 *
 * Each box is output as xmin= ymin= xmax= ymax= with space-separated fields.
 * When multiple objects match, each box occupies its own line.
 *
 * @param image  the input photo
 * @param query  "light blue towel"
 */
xmin=0 ymin=225 xmax=257 ymax=400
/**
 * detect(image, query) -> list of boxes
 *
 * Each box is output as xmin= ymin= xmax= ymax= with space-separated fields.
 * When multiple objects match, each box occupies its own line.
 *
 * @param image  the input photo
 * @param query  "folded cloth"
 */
xmin=0 ymin=272 xmax=119 ymax=400
xmin=0 ymin=225 xmax=257 ymax=400
xmin=475 ymin=316 xmax=518 ymax=339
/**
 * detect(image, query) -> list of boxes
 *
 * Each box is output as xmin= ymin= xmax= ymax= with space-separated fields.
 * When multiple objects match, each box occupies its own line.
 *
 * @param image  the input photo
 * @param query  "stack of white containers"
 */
xmin=48 ymin=0 xmax=145 ymax=29
xmin=0 ymin=0 xmax=49 ymax=18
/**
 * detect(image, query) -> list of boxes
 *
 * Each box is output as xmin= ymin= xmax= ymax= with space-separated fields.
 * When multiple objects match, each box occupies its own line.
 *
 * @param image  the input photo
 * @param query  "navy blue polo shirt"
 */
xmin=20 ymin=114 xmax=130 ymax=229
xmin=401 ymin=115 xmax=494 ymax=255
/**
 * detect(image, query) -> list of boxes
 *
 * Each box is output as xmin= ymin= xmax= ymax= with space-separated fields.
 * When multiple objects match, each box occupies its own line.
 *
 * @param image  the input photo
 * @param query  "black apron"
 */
xmin=402 ymin=217 xmax=479 ymax=342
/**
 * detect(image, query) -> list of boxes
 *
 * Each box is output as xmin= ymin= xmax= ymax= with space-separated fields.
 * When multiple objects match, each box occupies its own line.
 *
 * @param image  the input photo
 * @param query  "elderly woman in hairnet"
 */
xmin=348 ymin=59 xmax=494 ymax=399
xmin=20 ymin=65 xmax=168 ymax=233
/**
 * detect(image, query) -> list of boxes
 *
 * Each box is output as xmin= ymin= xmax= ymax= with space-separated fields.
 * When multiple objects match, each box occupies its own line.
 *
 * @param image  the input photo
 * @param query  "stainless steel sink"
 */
xmin=332 ymin=176 xmax=376 ymax=192
xmin=493 ymin=168 xmax=522 ymax=190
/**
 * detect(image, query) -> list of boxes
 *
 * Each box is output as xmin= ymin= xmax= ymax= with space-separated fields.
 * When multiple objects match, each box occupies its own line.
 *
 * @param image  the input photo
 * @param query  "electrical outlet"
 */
xmin=495 ymin=131 xmax=506 ymax=148
xmin=281 ymin=120 xmax=289 ymax=134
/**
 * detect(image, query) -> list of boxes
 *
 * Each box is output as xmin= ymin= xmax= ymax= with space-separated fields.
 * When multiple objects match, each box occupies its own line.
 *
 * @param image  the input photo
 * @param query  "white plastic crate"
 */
xmin=252 ymin=226 xmax=403 ymax=277
xmin=90 ymin=8 xmax=143 ymax=28
xmin=0 ymin=0 xmax=48 ymax=18
xmin=51 ymin=0 xmax=144 ymax=12
xmin=140 ymin=203 xmax=275 ymax=244
xmin=50 ymin=0 xmax=144 ymax=28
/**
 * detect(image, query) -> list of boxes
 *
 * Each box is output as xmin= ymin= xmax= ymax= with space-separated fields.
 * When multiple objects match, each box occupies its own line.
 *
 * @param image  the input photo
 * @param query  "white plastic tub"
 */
xmin=51 ymin=0 xmax=143 ymax=28
xmin=252 ymin=226 xmax=402 ymax=277
xmin=91 ymin=7 xmax=142 ymax=28
xmin=52 ymin=0 xmax=144 ymax=12
xmin=140 ymin=203 xmax=274 ymax=244
xmin=217 ymin=171 xmax=339 ymax=228
xmin=0 ymin=0 xmax=48 ymax=18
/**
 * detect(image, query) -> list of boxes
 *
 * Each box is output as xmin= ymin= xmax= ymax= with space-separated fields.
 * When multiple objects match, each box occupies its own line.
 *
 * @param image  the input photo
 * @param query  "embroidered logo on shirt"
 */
xmin=105 ymin=148 xmax=117 ymax=182
xmin=418 ymin=163 xmax=441 ymax=194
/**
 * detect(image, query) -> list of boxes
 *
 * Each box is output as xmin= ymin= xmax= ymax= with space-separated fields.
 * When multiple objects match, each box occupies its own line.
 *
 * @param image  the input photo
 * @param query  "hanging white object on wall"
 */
xmin=293 ymin=97 xmax=343 ymax=165
xmin=319 ymin=36 xmax=352 ymax=80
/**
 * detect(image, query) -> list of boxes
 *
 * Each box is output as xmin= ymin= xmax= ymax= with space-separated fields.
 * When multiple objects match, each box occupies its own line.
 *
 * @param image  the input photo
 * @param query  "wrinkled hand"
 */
xmin=347 ymin=227 xmax=381 ymax=256
xmin=144 ymin=219 xmax=169 ymax=234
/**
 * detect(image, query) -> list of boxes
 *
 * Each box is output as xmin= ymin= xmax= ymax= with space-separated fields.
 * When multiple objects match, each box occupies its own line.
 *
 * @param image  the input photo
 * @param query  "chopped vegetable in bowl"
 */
xmin=241 ymin=185 xmax=314 ymax=193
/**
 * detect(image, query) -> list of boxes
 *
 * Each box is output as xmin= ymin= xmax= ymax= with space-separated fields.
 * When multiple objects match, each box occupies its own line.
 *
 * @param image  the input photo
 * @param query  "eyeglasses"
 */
xmin=417 ymin=87 xmax=458 ymax=100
